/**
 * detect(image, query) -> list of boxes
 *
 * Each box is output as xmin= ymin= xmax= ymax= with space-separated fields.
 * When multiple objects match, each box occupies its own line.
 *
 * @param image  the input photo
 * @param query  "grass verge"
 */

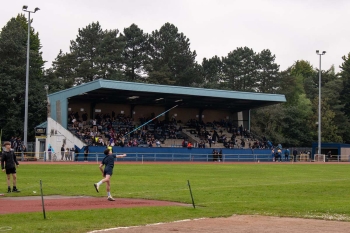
xmin=1 ymin=163 xmax=350 ymax=232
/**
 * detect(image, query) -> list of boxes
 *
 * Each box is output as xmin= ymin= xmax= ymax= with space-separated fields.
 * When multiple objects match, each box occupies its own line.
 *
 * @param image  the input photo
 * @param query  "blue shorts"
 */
xmin=104 ymin=168 xmax=113 ymax=176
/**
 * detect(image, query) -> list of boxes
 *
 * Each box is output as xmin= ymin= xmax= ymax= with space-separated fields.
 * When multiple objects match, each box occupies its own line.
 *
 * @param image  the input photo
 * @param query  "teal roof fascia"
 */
xmin=48 ymin=79 xmax=102 ymax=101
xmin=99 ymin=80 xmax=286 ymax=102
xmin=48 ymin=79 xmax=286 ymax=103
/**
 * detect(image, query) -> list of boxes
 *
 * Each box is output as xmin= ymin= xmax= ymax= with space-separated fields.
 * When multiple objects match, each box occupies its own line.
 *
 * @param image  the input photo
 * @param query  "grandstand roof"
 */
xmin=49 ymin=79 xmax=286 ymax=112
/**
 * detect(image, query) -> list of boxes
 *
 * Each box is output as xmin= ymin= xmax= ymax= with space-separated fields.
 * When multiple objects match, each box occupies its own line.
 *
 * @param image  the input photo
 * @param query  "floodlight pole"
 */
xmin=22 ymin=6 xmax=40 ymax=150
xmin=316 ymin=50 xmax=326 ymax=159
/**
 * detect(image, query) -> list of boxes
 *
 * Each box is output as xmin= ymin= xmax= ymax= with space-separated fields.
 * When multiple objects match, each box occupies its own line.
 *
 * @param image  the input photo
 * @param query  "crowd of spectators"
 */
xmin=68 ymin=111 xmax=277 ymax=150
xmin=68 ymin=111 xmax=185 ymax=148
xmin=7 ymin=137 xmax=27 ymax=154
xmin=249 ymin=136 xmax=274 ymax=149
xmin=184 ymin=119 xmax=253 ymax=149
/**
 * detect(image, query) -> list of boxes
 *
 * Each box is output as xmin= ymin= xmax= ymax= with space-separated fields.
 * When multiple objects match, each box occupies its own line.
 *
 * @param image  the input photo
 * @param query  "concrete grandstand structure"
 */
xmin=35 ymin=79 xmax=286 ymax=159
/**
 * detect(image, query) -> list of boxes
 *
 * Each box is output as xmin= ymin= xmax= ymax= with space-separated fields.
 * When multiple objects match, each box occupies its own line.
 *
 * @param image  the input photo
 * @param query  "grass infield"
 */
xmin=1 ymin=163 xmax=350 ymax=232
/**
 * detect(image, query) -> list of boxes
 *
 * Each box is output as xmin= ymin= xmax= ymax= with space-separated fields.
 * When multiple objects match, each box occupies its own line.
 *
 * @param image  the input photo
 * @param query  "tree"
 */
xmin=279 ymin=61 xmax=315 ymax=106
xmin=54 ymin=22 xmax=125 ymax=85
xmin=311 ymin=97 xmax=342 ymax=143
xmin=222 ymin=47 xmax=258 ymax=91
xmin=280 ymin=94 xmax=314 ymax=146
xmin=121 ymin=24 xmax=149 ymax=81
xmin=51 ymin=50 xmax=76 ymax=87
xmin=323 ymin=67 xmax=350 ymax=143
xmin=339 ymin=53 xmax=350 ymax=120
xmin=278 ymin=68 xmax=299 ymax=105
xmin=147 ymin=23 xmax=200 ymax=86
xmin=251 ymin=93 xmax=314 ymax=147
xmin=255 ymin=49 xmax=280 ymax=93
xmin=250 ymin=104 xmax=285 ymax=145
xmin=0 ymin=14 xmax=45 ymax=141
xmin=201 ymin=56 xmax=223 ymax=84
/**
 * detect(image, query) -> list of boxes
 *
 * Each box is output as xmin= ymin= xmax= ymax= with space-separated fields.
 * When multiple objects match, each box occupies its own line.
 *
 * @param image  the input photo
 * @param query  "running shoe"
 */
xmin=94 ymin=183 xmax=99 ymax=193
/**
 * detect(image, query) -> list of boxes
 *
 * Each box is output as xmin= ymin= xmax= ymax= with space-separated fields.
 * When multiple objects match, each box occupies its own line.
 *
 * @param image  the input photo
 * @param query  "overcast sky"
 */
xmin=1 ymin=0 xmax=350 ymax=73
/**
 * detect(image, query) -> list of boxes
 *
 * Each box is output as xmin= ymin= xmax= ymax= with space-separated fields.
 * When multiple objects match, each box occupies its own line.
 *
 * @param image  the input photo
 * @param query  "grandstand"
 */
xmin=34 ymin=79 xmax=286 ymax=158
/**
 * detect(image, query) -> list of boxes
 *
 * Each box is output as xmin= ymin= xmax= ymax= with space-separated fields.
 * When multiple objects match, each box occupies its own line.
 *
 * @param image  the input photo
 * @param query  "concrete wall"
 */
xmin=68 ymin=100 xmax=92 ymax=120
xmin=202 ymin=109 xmax=231 ymax=123
xmin=46 ymin=117 xmax=86 ymax=157
xmin=172 ymin=107 xmax=199 ymax=123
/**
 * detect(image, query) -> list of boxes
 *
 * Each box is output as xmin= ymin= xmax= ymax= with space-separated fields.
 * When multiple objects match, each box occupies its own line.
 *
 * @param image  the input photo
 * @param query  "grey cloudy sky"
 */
xmin=2 ymin=0 xmax=350 ymax=72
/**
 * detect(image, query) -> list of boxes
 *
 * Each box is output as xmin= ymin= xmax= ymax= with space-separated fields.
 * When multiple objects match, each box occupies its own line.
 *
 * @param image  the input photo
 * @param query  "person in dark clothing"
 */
xmin=60 ymin=144 xmax=65 ymax=161
xmin=1 ymin=141 xmax=20 ymax=193
xmin=284 ymin=148 xmax=290 ymax=162
xmin=74 ymin=147 xmax=79 ymax=161
xmin=22 ymin=145 xmax=27 ymax=160
xmin=93 ymin=149 xmax=126 ymax=201
xmin=84 ymin=146 xmax=89 ymax=162
xmin=212 ymin=149 xmax=217 ymax=161
xmin=48 ymin=146 xmax=52 ymax=161
xmin=293 ymin=148 xmax=298 ymax=162
xmin=327 ymin=151 xmax=332 ymax=159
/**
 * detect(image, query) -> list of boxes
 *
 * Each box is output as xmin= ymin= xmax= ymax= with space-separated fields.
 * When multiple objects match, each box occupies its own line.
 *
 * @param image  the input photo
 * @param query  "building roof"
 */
xmin=35 ymin=121 xmax=47 ymax=128
xmin=48 ymin=79 xmax=286 ymax=112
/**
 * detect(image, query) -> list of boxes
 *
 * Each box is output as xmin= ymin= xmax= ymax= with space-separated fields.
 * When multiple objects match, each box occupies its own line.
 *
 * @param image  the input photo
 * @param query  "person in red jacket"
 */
xmin=187 ymin=142 xmax=192 ymax=149
xmin=1 ymin=141 xmax=20 ymax=193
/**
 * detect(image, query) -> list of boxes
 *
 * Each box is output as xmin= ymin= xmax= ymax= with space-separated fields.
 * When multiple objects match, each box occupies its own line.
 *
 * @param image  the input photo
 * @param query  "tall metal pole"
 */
xmin=24 ymin=11 xmax=31 ymax=153
xmin=318 ymin=53 xmax=321 ymax=156
xmin=316 ymin=50 xmax=326 ymax=159
xmin=22 ymin=6 xmax=40 ymax=151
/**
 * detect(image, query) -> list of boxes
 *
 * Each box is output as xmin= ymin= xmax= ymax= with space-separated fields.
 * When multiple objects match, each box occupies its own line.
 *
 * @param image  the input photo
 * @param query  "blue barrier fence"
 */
xmin=72 ymin=147 xmax=277 ymax=162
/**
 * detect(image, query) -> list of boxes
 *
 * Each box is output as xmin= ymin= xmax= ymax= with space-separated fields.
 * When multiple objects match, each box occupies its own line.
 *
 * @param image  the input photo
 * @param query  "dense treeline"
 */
xmin=1 ymin=15 xmax=350 ymax=146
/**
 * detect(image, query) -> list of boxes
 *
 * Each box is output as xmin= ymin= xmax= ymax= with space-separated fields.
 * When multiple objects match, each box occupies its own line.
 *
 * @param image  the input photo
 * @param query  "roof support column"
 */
xmin=198 ymin=108 xmax=204 ymax=122
xmin=90 ymin=102 xmax=96 ymax=121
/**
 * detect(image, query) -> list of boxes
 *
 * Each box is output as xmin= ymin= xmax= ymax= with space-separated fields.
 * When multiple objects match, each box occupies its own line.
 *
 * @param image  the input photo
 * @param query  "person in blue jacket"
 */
xmin=284 ymin=148 xmax=290 ymax=161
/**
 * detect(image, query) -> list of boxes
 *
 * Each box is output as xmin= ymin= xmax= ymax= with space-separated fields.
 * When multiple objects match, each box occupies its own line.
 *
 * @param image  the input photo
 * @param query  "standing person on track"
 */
xmin=284 ymin=148 xmax=290 ymax=162
xmin=93 ymin=149 xmax=126 ymax=201
xmin=293 ymin=148 xmax=298 ymax=162
xmin=60 ymin=144 xmax=65 ymax=161
xmin=1 ymin=141 xmax=20 ymax=193
xmin=84 ymin=145 xmax=89 ymax=162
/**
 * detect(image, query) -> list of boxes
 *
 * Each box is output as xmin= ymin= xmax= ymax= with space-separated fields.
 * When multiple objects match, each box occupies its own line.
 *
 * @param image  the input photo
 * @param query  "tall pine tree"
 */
xmin=339 ymin=53 xmax=350 ymax=119
xmin=222 ymin=47 xmax=258 ymax=91
xmin=121 ymin=24 xmax=149 ymax=81
xmin=147 ymin=23 xmax=200 ymax=86
xmin=0 ymin=14 xmax=45 ymax=140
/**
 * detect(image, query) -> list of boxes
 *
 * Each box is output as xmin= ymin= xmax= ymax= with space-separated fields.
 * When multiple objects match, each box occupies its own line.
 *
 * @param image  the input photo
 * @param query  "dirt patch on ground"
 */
xmin=0 ymin=196 xmax=188 ymax=214
xmin=89 ymin=215 xmax=350 ymax=233
xmin=1 ymin=195 xmax=350 ymax=232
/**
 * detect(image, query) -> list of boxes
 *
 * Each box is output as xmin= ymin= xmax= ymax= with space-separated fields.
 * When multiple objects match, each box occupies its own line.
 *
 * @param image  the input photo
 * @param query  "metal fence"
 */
xmin=9 ymin=152 xmax=349 ymax=163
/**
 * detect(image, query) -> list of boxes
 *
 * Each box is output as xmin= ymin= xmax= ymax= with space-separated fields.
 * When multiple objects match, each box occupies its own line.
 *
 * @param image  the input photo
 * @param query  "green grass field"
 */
xmin=1 ymin=163 xmax=350 ymax=233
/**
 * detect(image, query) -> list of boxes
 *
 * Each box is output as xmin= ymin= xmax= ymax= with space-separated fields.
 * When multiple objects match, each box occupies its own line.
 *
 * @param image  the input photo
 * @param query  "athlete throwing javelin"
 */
xmin=94 ymin=148 xmax=126 ymax=201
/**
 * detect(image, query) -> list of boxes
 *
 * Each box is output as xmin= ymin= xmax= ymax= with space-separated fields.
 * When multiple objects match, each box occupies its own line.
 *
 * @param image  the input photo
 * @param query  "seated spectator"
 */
xmin=132 ymin=138 xmax=138 ymax=147
xmin=187 ymin=141 xmax=192 ymax=149
xmin=182 ymin=139 xmax=188 ymax=148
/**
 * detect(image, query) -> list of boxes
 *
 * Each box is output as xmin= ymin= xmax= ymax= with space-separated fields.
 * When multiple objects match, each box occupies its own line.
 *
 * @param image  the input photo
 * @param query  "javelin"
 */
xmin=123 ymin=105 xmax=178 ymax=137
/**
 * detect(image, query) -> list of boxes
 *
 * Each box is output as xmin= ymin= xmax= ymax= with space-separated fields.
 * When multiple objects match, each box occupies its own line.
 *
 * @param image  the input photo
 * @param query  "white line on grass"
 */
xmin=86 ymin=218 xmax=207 ymax=233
